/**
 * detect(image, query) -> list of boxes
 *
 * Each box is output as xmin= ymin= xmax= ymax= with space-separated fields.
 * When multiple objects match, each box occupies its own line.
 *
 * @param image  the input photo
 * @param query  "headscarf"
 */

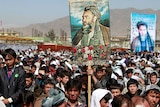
xmin=91 ymin=88 xmax=113 ymax=107
xmin=0 ymin=100 xmax=5 ymax=107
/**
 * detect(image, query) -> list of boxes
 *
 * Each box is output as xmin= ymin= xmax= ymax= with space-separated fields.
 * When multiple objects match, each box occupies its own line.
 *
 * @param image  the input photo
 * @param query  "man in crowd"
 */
xmin=144 ymin=84 xmax=160 ymax=107
xmin=65 ymin=78 xmax=86 ymax=107
xmin=0 ymin=48 xmax=25 ymax=107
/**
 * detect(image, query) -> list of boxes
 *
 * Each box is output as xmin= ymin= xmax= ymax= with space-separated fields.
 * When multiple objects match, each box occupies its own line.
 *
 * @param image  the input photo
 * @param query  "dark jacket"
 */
xmin=124 ymin=89 xmax=142 ymax=100
xmin=0 ymin=65 xmax=25 ymax=107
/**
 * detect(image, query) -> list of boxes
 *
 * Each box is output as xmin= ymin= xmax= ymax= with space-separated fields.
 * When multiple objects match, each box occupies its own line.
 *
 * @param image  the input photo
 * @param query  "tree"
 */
xmin=46 ymin=29 xmax=56 ymax=42
xmin=60 ymin=29 xmax=68 ymax=41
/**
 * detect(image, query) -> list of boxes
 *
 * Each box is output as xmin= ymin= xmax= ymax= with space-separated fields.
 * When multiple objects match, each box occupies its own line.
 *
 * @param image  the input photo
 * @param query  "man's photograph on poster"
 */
xmin=130 ymin=13 xmax=156 ymax=52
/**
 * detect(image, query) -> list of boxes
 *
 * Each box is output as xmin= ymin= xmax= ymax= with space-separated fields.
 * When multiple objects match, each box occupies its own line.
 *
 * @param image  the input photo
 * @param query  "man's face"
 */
xmin=67 ymin=88 xmax=80 ymax=102
xmin=25 ymin=78 xmax=33 ymax=88
xmin=111 ymin=89 xmax=121 ymax=97
xmin=31 ymin=67 xmax=36 ymax=73
xmin=5 ymin=55 xmax=16 ymax=70
xmin=61 ymin=76 xmax=69 ymax=85
xmin=82 ymin=10 xmax=94 ymax=26
xmin=125 ymin=53 xmax=129 ymax=58
xmin=37 ymin=70 xmax=45 ymax=79
xmin=128 ymin=84 xmax=138 ymax=94
xmin=96 ymin=71 xmax=104 ymax=80
xmin=56 ymin=76 xmax=61 ymax=83
xmin=138 ymin=25 xmax=147 ymax=36
xmin=141 ymin=60 xmax=146 ymax=66
xmin=150 ymin=75 xmax=157 ymax=84
xmin=146 ymin=90 xmax=160 ymax=107
xmin=44 ymin=84 xmax=54 ymax=95
xmin=127 ymin=72 xmax=133 ymax=78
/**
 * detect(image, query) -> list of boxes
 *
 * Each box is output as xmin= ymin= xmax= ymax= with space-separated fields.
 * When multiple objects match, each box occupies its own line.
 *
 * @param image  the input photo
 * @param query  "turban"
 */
xmin=84 ymin=5 xmax=101 ymax=21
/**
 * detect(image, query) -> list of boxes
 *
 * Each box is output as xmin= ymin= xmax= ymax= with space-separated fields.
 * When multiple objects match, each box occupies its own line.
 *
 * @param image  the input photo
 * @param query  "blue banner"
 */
xmin=130 ymin=12 xmax=156 ymax=52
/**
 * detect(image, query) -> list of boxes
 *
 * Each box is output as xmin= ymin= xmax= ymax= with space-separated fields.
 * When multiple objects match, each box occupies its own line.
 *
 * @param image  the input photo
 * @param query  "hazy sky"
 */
xmin=0 ymin=0 xmax=160 ymax=28
xmin=109 ymin=0 xmax=160 ymax=10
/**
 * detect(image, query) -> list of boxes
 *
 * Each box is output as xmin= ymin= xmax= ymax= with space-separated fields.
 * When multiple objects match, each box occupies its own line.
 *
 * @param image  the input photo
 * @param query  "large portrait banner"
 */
xmin=69 ymin=0 xmax=110 ymax=65
xmin=130 ymin=12 xmax=156 ymax=52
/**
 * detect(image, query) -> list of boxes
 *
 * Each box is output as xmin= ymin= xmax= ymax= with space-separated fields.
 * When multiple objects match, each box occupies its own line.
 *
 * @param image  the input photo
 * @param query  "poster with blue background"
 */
xmin=68 ymin=0 xmax=110 ymax=64
xmin=69 ymin=0 xmax=110 ymax=46
xmin=131 ymin=12 xmax=156 ymax=52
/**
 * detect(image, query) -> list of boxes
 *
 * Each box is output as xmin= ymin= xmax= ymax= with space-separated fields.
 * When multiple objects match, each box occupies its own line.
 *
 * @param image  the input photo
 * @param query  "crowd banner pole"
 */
xmin=88 ymin=1 xmax=93 ymax=106
xmin=88 ymin=60 xmax=92 ymax=107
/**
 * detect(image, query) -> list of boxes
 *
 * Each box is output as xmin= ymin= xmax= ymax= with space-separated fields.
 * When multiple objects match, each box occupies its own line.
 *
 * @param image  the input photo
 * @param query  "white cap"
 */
xmin=50 ymin=61 xmax=57 ymax=66
xmin=0 ymin=55 xmax=3 ymax=59
xmin=157 ymin=60 xmax=160 ymax=64
xmin=144 ymin=67 xmax=153 ymax=74
xmin=131 ymin=75 xmax=140 ymax=81
xmin=112 ymin=66 xmax=123 ymax=77
xmin=65 ymin=61 xmax=72 ymax=70
xmin=145 ymin=84 xmax=160 ymax=92
xmin=133 ymin=69 xmax=144 ymax=79
xmin=141 ymin=58 xmax=147 ymax=63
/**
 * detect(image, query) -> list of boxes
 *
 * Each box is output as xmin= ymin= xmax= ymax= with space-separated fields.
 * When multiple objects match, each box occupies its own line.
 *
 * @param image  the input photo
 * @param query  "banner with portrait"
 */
xmin=130 ymin=12 xmax=156 ymax=52
xmin=68 ymin=0 xmax=110 ymax=65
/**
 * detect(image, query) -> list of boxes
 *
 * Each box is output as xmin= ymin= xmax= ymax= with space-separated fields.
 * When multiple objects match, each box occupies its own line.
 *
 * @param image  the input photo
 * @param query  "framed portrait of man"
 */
xmin=69 ymin=0 xmax=110 ymax=47
xmin=69 ymin=0 xmax=110 ymax=63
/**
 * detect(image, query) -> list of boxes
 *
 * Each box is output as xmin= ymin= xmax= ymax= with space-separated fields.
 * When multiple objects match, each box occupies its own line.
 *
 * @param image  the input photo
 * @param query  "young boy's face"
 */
xmin=67 ymin=87 xmax=80 ymax=102
xmin=5 ymin=54 xmax=16 ymax=70
xmin=61 ymin=76 xmax=69 ymax=85
xmin=31 ymin=67 xmax=36 ymax=73
xmin=128 ymin=84 xmax=138 ymax=94
xmin=127 ymin=72 xmax=132 ymax=78
xmin=96 ymin=71 xmax=104 ymax=80
xmin=150 ymin=75 xmax=157 ymax=84
xmin=44 ymin=83 xmax=54 ymax=95
xmin=56 ymin=76 xmax=61 ymax=83
xmin=100 ymin=98 xmax=110 ymax=107
xmin=111 ymin=88 xmax=121 ymax=97
xmin=25 ymin=77 xmax=33 ymax=88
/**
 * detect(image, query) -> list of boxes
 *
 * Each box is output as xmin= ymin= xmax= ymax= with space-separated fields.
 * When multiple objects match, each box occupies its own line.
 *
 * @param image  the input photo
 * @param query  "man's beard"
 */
xmin=82 ymin=20 xmax=94 ymax=34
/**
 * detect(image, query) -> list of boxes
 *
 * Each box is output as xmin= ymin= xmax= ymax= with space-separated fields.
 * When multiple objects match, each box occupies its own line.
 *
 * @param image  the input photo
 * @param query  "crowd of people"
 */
xmin=0 ymin=48 xmax=159 ymax=107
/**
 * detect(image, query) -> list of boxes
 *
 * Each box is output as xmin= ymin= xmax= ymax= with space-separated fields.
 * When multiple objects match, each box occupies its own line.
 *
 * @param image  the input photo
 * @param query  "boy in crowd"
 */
xmin=109 ymin=83 xmax=123 ymax=97
xmin=56 ymin=69 xmax=70 ymax=92
xmin=34 ymin=78 xmax=55 ymax=107
xmin=25 ymin=72 xmax=36 ymax=93
xmin=146 ymin=71 xmax=160 ymax=86
xmin=65 ymin=79 xmax=86 ymax=107
xmin=0 ymin=48 xmax=25 ymax=107
xmin=124 ymin=78 xmax=142 ymax=100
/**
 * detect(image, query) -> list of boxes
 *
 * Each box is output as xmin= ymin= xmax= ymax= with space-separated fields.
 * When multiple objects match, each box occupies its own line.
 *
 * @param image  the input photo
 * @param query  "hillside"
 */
xmin=12 ymin=8 xmax=160 ymax=37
